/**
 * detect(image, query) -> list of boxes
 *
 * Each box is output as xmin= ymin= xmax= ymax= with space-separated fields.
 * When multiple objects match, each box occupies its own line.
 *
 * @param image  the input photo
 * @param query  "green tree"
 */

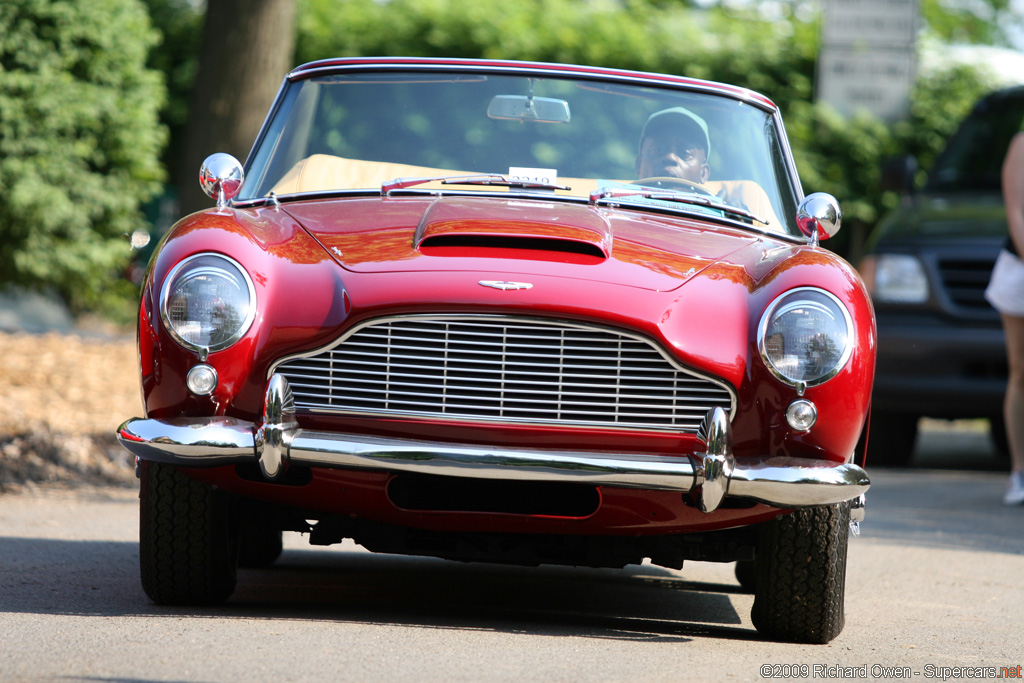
xmin=0 ymin=0 xmax=166 ymax=315
xmin=140 ymin=0 xmax=202 ymax=179
xmin=922 ymin=0 xmax=1022 ymax=46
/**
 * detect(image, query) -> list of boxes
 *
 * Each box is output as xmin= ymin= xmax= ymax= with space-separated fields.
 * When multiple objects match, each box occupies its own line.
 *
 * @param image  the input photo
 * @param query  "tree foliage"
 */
xmin=139 ymin=0 xmax=202 ymax=175
xmin=0 ymin=0 xmax=165 ymax=314
xmin=921 ymin=0 xmax=1022 ymax=46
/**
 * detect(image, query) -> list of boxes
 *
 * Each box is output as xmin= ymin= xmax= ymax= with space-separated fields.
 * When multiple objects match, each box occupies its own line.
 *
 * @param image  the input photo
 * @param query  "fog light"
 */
xmin=186 ymin=364 xmax=218 ymax=396
xmin=786 ymin=399 xmax=817 ymax=431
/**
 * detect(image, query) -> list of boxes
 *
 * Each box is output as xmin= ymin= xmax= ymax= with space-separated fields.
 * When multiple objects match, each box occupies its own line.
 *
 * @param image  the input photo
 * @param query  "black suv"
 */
xmin=861 ymin=86 xmax=1024 ymax=466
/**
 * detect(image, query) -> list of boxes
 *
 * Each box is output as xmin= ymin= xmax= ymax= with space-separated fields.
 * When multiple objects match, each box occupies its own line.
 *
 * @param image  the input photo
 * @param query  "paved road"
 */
xmin=1 ymin=423 xmax=1022 ymax=682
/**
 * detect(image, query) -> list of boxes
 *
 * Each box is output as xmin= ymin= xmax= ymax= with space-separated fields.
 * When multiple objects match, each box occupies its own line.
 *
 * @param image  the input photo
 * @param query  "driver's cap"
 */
xmin=640 ymin=107 xmax=710 ymax=157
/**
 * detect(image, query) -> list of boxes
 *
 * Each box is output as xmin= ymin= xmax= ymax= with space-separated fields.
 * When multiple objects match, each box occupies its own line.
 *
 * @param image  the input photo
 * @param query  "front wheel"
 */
xmin=866 ymin=411 xmax=918 ymax=467
xmin=238 ymin=524 xmax=283 ymax=568
xmin=990 ymin=414 xmax=1011 ymax=458
xmin=734 ymin=560 xmax=756 ymax=593
xmin=750 ymin=502 xmax=850 ymax=643
xmin=139 ymin=460 xmax=238 ymax=605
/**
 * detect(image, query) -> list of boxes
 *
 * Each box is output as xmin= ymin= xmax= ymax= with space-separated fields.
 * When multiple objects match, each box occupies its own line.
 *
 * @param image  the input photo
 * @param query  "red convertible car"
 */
xmin=117 ymin=58 xmax=874 ymax=644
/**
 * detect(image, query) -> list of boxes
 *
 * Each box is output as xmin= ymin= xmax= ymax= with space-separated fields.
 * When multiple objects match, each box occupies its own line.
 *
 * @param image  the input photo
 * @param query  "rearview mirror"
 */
xmin=487 ymin=95 xmax=571 ymax=124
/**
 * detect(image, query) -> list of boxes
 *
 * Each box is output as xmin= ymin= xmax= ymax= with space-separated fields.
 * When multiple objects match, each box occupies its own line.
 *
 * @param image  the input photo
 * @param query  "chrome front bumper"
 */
xmin=117 ymin=375 xmax=869 ymax=515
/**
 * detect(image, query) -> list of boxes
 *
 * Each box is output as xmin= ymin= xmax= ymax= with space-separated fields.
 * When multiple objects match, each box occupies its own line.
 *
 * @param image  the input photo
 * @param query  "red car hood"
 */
xmin=282 ymin=196 xmax=761 ymax=292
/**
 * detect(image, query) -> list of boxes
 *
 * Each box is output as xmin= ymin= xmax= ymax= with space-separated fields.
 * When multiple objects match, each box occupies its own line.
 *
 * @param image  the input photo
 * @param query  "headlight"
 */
xmin=862 ymin=253 xmax=929 ymax=303
xmin=758 ymin=288 xmax=853 ymax=387
xmin=160 ymin=253 xmax=256 ymax=353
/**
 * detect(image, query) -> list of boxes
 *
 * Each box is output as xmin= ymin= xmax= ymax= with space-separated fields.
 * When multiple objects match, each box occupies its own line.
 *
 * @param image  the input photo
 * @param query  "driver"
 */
xmin=635 ymin=107 xmax=710 ymax=185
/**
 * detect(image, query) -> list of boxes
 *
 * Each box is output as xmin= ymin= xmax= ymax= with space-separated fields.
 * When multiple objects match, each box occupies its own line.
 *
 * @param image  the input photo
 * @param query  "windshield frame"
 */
xmin=235 ymin=58 xmax=805 ymax=239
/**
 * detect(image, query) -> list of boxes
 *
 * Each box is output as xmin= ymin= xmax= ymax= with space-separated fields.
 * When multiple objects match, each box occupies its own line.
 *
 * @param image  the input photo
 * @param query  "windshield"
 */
xmin=240 ymin=68 xmax=800 ymax=236
xmin=927 ymin=89 xmax=1024 ymax=193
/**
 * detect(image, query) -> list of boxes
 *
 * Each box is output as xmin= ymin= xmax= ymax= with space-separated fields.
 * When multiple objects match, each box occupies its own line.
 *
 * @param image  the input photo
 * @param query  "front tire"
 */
xmin=238 ymin=524 xmax=283 ymax=568
xmin=866 ymin=411 xmax=918 ymax=467
xmin=990 ymin=414 xmax=1011 ymax=458
xmin=750 ymin=502 xmax=850 ymax=643
xmin=734 ymin=560 xmax=756 ymax=593
xmin=139 ymin=460 xmax=238 ymax=605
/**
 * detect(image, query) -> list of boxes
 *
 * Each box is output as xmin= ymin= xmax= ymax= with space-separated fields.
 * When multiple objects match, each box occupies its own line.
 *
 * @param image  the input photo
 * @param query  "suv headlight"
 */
xmin=160 ymin=253 xmax=256 ymax=353
xmin=861 ymin=253 xmax=929 ymax=303
xmin=758 ymin=288 xmax=854 ymax=387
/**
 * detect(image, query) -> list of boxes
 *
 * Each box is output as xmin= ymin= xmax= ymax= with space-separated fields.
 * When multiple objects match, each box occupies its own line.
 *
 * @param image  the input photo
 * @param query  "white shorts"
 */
xmin=985 ymin=249 xmax=1024 ymax=317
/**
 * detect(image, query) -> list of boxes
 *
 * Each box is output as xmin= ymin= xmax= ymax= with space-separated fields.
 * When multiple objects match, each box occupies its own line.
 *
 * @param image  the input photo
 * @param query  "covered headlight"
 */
xmin=160 ymin=253 xmax=256 ymax=353
xmin=860 ymin=253 xmax=929 ymax=303
xmin=758 ymin=287 xmax=853 ymax=387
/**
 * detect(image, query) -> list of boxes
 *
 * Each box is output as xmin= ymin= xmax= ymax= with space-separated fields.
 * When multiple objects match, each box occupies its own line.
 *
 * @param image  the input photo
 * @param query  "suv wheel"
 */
xmin=866 ymin=411 xmax=918 ymax=467
xmin=990 ymin=414 xmax=1011 ymax=458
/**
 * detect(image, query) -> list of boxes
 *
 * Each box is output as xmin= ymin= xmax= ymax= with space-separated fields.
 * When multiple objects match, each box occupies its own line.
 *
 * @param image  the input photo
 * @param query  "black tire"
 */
xmin=734 ymin=560 xmax=756 ymax=593
xmin=750 ymin=502 xmax=850 ymax=644
xmin=866 ymin=411 xmax=918 ymax=467
xmin=238 ymin=524 xmax=283 ymax=568
xmin=990 ymin=414 xmax=1011 ymax=459
xmin=139 ymin=460 xmax=238 ymax=605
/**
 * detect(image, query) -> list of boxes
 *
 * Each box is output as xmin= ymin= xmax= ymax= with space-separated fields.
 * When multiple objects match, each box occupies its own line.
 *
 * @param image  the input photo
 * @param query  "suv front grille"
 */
xmin=937 ymin=257 xmax=997 ymax=310
xmin=272 ymin=316 xmax=734 ymax=432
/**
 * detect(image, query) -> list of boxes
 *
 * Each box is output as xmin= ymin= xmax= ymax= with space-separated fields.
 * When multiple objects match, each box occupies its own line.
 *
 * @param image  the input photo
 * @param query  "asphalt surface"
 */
xmin=1 ymin=421 xmax=1022 ymax=682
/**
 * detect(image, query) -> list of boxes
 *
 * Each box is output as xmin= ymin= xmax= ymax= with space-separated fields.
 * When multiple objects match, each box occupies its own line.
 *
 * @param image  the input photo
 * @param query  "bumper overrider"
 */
xmin=117 ymin=375 xmax=869 ymax=516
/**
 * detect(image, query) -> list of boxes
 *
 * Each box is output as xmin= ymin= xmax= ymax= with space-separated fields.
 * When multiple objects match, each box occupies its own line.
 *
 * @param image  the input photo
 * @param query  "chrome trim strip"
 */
xmin=287 ymin=431 xmax=698 ymax=490
xmin=288 ymin=407 xmax=719 ymax=434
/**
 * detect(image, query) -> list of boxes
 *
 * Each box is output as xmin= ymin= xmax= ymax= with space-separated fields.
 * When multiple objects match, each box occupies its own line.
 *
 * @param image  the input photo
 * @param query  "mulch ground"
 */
xmin=0 ymin=331 xmax=141 ymax=490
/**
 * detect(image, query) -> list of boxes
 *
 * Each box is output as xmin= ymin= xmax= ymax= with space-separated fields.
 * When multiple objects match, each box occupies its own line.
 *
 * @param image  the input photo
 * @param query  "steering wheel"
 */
xmin=635 ymin=176 xmax=716 ymax=197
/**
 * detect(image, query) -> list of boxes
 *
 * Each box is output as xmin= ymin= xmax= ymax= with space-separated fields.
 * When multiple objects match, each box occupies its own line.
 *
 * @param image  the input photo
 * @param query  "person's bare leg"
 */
xmin=1001 ymin=314 xmax=1024 ymax=504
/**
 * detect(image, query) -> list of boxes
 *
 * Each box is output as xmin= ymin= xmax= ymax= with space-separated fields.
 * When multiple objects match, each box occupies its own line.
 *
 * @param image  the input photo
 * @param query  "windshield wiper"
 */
xmin=382 ymin=174 xmax=569 ymax=195
xmin=589 ymin=187 xmax=767 ymax=225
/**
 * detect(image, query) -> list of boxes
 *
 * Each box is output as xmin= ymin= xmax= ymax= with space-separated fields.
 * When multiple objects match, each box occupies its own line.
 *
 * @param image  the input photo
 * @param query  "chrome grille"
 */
xmin=273 ymin=317 xmax=734 ymax=432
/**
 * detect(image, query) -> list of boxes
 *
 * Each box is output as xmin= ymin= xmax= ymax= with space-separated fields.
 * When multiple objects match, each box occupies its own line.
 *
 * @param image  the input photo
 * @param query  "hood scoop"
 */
xmin=415 ymin=197 xmax=611 ymax=261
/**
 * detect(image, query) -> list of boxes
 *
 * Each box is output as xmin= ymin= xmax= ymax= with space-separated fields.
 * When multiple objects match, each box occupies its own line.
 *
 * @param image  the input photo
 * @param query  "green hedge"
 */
xmin=0 ymin=0 xmax=165 ymax=315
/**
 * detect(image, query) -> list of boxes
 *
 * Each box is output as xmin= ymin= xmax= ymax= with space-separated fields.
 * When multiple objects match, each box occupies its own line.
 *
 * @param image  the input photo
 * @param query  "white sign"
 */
xmin=818 ymin=48 xmax=916 ymax=121
xmin=818 ymin=0 xmax=919 ymax=121
xmin=822 ymin=0 xmax=917 ymax=46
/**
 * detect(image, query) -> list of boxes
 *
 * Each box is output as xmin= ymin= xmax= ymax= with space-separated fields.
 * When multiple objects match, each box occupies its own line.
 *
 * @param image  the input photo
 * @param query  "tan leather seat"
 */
xmin=272 ymin=154 xmax=780 ymax=228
